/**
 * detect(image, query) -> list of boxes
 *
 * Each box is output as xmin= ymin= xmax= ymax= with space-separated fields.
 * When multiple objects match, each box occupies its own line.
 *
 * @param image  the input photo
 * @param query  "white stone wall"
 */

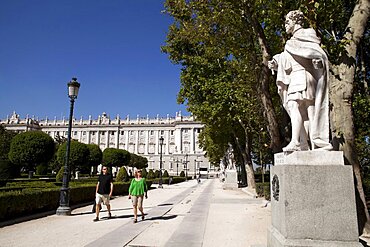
xmin=0 ymin=111 xmax=211 ymax=176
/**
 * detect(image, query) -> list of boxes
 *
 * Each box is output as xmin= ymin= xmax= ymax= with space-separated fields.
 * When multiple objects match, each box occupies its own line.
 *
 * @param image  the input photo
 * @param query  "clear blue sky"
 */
xmin=0 ymin=0 xmax=188 ymax=120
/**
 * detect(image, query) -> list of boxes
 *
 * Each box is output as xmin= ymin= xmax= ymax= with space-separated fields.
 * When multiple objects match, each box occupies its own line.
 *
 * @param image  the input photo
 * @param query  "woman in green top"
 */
xmin=128 ymin=169 xmax=148 ymax=223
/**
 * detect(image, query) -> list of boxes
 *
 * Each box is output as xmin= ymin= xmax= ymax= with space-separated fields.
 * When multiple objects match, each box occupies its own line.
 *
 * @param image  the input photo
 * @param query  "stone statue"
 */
xmin=268 ymin=10 xmax=332 ymax=152
xmin=226 ymin=143 xmax=236 ymax=170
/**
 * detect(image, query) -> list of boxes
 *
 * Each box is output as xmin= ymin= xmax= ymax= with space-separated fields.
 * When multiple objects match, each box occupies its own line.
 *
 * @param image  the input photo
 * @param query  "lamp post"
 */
xmin=176 ymin=158 xmax=179 ymax=176
xmin=56 ymin=78 xmax=80 ymax=216
xmin=159 ymin=136 xmax=164 ymax=188
xmin=184 ymin=153 xmax=188 ymax=181
xmin=194 ymin=159 xmax=196 ymax=179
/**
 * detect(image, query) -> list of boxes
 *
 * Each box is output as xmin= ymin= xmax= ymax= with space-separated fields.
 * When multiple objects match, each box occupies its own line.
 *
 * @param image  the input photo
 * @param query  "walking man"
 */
xmin=94 ymin=165 xmax=113 ymax=222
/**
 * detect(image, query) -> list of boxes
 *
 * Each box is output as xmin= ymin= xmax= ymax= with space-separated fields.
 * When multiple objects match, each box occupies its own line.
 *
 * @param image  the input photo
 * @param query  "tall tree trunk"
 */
xmin=237 ymin=120 xmax=256 ymax=189
xmin=241 ymin=3 xmax=283 ymax=153
xmin=330 ymin=0 xmax=370 ymax=235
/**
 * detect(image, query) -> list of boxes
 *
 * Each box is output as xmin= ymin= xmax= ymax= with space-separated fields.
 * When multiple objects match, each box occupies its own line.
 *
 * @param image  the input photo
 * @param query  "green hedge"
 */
xmin=0 ymin=180 xmax=152 ymax=221
xmin=149 ymin=176 xmax=186 ymax=184
xmin=0 ymin=188 xmax=60 ymax=221
xmin=256 ymin=182 xmax=270 ymax=200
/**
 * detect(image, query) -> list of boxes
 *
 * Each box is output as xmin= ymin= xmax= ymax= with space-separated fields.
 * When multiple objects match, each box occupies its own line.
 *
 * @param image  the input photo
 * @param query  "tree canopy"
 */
xmin=163 ymin=0 xmax=370 ymax=231
xmin=102 ymin=148 xmax=130 ymax=168
xmin=56 ymin=140 xmax=89 ymax=174
xmin=8 ymin=131 xmax=55 ymax=172
xmin=129 ymin=153 xmax=148 ymax=169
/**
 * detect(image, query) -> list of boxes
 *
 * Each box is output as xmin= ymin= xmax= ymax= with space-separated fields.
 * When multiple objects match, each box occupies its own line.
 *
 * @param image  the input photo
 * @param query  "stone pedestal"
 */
xmin=223 ymin=169 xmax=238 ymax=189
xmin=268 ymin=151 xmax=361 ymax=247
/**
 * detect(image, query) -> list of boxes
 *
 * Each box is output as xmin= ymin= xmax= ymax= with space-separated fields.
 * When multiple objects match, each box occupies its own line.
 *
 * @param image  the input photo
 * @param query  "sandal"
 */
xmin=142 ymin=214 xmax=145 ymax=220
xmin=133 ymin=218 xmax=137 ymax=223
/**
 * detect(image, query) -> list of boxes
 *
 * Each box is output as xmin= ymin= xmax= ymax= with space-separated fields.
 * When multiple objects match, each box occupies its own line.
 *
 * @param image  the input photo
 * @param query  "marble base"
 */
xmin=268 ymin=151 xmax=361 ymax=247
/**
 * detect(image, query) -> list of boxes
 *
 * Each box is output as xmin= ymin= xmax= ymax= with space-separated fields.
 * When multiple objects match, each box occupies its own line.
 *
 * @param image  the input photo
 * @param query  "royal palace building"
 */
xmin=1 ymin=111 xmax=213 ymax=177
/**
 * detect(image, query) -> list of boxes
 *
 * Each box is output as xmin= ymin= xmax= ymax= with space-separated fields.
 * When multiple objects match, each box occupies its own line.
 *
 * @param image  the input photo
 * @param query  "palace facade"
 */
xmin=1 ymin=111 xmax=212 ymax=176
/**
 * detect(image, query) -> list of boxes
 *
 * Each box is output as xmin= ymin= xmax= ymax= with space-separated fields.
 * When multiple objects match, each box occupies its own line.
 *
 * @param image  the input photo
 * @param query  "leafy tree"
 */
xmin=8 ymin=131 xmax=55 ymax=173
xmin=57 ymin=140 xmax=89 ymax=174
xmin=102 ymin=148 xmax=130 ymax=168
xmin=0 ymin=126 xmax=18 ymax=179
xmin=129 ymin=153 xmax=148 ymax=169
xmin=36 ymin=163 xmax=48 ymax=175
xmin=86 ymin=144 xmax=102 ymax=174
xmin=116 ymin=166 xmax=129 ymax=182
xmin=163 ymin=0 xmax=370 ymax=234
xmin=47 ymin=134 xmax=67 ymax=173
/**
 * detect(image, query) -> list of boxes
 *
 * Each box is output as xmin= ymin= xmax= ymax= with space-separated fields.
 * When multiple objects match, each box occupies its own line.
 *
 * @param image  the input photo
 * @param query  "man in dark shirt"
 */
xmin=94 ymin=165 xmax=113 ymax=222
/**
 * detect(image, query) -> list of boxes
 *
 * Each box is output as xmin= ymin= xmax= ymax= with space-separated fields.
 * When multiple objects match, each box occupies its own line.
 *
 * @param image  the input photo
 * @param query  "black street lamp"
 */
xmin=176 ymin=158 xmax=179 ymax=176
xmin=56 ymin=78 xmax=80 ymax=216
xmin=159 ymin=136 xmax=164 ymax=188
xmin=184 ymin=153 xmax=188 ymax=181
xmin=194 ymin=159 xmax=197 ymax=179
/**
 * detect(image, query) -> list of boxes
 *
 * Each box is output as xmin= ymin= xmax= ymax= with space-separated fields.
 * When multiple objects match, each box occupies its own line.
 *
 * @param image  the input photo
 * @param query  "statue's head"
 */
xmin=285 ymin=10 xmax=304 ymax=34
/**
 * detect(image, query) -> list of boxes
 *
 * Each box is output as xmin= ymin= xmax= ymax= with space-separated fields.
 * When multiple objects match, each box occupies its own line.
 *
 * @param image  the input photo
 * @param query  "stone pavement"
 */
xmin=0 ymin=179 xmax=271 ymax=247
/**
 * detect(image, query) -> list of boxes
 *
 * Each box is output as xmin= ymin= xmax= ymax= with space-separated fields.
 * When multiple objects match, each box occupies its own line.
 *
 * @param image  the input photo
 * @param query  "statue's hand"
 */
xmin=268 ymin=59 xmax=278 ymax=70
xmin=312 ymin=58 xmax=323 ymax=69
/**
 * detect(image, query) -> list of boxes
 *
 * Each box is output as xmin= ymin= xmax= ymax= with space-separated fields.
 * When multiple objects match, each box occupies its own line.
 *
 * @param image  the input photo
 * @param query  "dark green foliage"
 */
xmin=147 ymin=169 xmax=155 ymax=179
xmin=0 ymin=126 xmax=17 ymax=158
xmin=86 ymin=144 xmax=102 ymax=168
xmin=163 ymin=170 xmax=169 ymax=178
xmin=129 ymin=153 xmax=148 ymax=169
xmin=102 ymin=148 xmax=130 ymax=167
xmin=0 ymin=179 xmax=151 ymax=221
xmin=56 ymin=140 xmax=89 ymax=174
xmin=56 ymin=166 xmax=65 ymax=182
xmin=0 ymin=158 xmax=19 ymax=179
xmin=36 ymin=163 xmax=48 ymax=175
xmin=0 ymin=127 xmax=17 ymax=178
xmin=8 ymin=131 xmax=55 ymax=172
xmin=154 ymin=170 xmax=160 ymax=178
xmin=149 ymin=176 xmax=185 ymax=185
xmin=179 ymin=171 xmax=185 ymax=177
xmin=116 ymin=166 xmax=129 ymax=182
xmin=256 ymin=182 xmax=270 ymax=201
xmin=141 ymin=168 xmax=148 ymax=178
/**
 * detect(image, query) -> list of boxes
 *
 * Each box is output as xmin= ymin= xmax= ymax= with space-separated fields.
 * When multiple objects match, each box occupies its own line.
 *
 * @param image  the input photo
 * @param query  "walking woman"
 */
xmin=128 ymin=169 xmax=148 ymax=223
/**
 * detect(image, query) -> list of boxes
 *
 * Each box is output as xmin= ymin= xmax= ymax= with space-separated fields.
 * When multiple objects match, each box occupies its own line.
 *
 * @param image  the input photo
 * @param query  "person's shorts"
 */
xmin=131 ymin=195 xmax=144 ymax=208
xmin=96 ymin=193 xmax=110 ymax=205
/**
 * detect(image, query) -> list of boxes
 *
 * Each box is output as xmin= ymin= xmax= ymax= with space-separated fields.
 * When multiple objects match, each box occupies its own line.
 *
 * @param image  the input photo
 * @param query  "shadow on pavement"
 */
xmin=157 ymin=203 xmax=173 ymax=207
xmin=147 ymin=214 xmax=177 ymax=221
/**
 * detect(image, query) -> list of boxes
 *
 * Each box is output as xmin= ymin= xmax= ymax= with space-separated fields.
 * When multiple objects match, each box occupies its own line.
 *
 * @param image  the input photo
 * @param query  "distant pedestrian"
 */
xmin=93 ymin=165 xmax=113 ymax=222
xmin=128 ymin=169 xmax=148 ymax=223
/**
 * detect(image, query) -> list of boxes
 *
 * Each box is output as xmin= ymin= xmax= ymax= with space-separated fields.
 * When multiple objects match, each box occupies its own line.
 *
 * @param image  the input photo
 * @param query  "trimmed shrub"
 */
xmin=57 ymin=141 xmax=89 ymax=174
xmin=36 ymin=163 xmax=48 ymax=175
xmin=179 ymin=171 xmax=185 ymax=177
xmin=163 ymin=170 xmax=169 ymax=178
xmin=147 ymin=169 xmax=155 ymax=179
xmin=8 ymin=131 xmax=55 ymax=172
xmin=154 ymin=170 xmax=160 ymax=178
xmin=116 ymin=166 xmax=128 ymax=182
xmin=56 ymin=167 xmax=64 ymax=182
xmin=141 ymin=168 xmax=148 ymax=178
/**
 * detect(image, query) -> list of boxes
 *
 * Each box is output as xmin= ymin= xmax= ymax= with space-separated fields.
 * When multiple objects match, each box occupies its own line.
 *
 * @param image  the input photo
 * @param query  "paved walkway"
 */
xmin=0 ymin=179 xmax=271 ymax=247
